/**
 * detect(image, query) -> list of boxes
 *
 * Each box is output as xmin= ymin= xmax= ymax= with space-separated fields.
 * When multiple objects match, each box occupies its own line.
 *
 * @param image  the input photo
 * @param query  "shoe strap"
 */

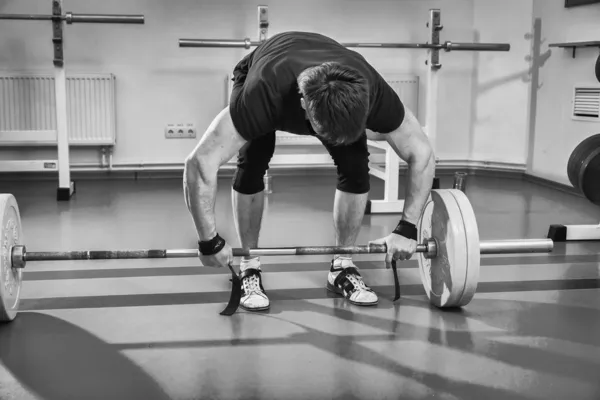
xmin=391 ymin=260 xmax=400 ymax=301
xmin=239 ymin=267 xmax=267 ymax=294
xmin=332 ymin=266 xmax=364 ymax=296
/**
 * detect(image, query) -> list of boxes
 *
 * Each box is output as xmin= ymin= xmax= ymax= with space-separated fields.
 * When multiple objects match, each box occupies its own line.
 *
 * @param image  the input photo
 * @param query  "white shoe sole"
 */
xmin=240 ymin=302 xmax=270 ymax=312
xmin=326 ymin=282 xmax=379 ymax=306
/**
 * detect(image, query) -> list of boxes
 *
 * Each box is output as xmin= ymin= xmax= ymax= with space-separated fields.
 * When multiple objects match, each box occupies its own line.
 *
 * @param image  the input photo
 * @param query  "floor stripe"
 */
xmin=22 ymin=253 xmax=600 ymax=281
xmin=18 ymin=278 xmax=600 ymax=311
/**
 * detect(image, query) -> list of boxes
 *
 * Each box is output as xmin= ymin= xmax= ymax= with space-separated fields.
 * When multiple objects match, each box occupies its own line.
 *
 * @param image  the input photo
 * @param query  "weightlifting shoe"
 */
xmin=239 ymin=257 xmax=270 ymax=311
xmin=326 ymin=256 xmax=378 ymax=306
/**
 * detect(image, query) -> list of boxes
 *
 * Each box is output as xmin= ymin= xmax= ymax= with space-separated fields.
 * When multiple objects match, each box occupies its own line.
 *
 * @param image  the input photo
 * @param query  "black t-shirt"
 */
xmin=229 ymin=31 xmax=405 ymax=141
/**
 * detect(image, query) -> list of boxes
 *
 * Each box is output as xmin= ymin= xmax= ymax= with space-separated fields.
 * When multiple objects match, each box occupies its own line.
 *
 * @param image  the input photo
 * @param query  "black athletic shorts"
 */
xmin=228 ymin=31 xmax=405 ymax=194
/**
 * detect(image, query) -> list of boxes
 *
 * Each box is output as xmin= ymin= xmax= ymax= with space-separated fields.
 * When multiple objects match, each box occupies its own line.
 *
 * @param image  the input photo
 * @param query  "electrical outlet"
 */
xmin=175 ymin=123 xmax=185 ymax=137
xmin=165 ymin=123 xmax=197 ymax=139
xmin=184 ymin=123 xmax=197 ymax=138
xmin=165 ymin=124 xmax=177 ymax=138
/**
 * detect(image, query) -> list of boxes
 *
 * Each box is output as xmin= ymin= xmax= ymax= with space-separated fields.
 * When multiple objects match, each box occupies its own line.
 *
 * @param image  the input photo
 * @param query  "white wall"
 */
xmin=528 ymin=0 xmax=600 ymax=184
xmin=0 ymin=0 xmax=542 ymax=173
xmin=0 ymin=0 xmax=481 ymax=170
xmin=3 ymin=0 xmax=597 ymax=188
xmin=467 ymin=0 xmax=533 ymax=166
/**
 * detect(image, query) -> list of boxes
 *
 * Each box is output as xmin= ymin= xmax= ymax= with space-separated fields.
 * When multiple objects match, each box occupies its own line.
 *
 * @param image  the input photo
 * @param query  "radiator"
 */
xmin=0 ymin=73 xmax=116 ymax=146
xmin=226 ymin=73 xmax=419 ymax=145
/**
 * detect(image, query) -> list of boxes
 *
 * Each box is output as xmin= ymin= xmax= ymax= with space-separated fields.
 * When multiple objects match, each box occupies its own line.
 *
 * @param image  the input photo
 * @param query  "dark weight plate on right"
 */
xmin=567 ymin=133 xmax=600 ymax=205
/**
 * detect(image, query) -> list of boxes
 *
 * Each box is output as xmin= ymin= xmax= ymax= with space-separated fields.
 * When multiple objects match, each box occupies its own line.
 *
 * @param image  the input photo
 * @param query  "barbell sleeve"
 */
xmin=65 ymin=13 xmax=145 ymax=24
xmin=479 ymin=239 xmax=553 ymax=254
xmin=179 ymin=38 xmax=258 ymax=49
xmin=443 ymin=41 xmax=510 ymax=51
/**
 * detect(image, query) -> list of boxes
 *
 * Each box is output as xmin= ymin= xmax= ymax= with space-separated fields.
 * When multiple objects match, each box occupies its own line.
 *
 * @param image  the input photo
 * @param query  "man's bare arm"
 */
xmin=183 ymin=107 xmax=247 ymax=241
xmin=367 ymin=107 xmax=435 ymax=224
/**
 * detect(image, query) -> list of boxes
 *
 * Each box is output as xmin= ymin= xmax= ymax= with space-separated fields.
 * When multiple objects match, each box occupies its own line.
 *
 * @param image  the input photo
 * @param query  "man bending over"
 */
xmin=184 ymin=31 xmax=435 ymax=311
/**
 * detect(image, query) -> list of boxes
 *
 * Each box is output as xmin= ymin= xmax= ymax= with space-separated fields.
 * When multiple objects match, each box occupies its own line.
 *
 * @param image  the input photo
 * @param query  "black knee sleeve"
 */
xmin=232 ymin=132 xmax=276 ymax=195
xmin=336 ymin=163 xmax=370 ymax=194
xmin=325 ymin=134 xmax=371 ymax=195
xmin=233 ymin=167 xmax=268 ymax=195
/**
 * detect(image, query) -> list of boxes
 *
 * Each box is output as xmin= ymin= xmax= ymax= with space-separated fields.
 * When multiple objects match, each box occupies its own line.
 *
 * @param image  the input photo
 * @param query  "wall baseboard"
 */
xmin=522 ymin=172 xmax=582 ymax=198
xmin=0 ymin=158 xmax=586 ymax=203
xmin=1 ymin=165 xmax=587 ymax=207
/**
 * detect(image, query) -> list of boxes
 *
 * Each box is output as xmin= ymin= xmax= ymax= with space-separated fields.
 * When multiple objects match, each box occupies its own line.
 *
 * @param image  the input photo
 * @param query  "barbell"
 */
xmin=178 ymin=38 xmax=510 ymax=52
xmin=0 ymin=189 xmax=553 ymax=320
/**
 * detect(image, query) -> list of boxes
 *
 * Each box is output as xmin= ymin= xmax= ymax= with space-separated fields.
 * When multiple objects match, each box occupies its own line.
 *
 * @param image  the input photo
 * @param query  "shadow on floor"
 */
xmin=291 ymin=297 xmax=600 ymax=392
xmin=294 ymin=298 xmax=595 ymax=386
xmin=109 ymin=296 xmax=600 ymax=400
xmin=0 ymin=313 xmax=171 ymax=400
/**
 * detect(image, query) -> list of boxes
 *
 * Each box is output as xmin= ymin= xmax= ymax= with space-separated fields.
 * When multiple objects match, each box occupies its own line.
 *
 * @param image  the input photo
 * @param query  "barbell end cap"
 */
xmin=11 ymin=245 xmax=26 ymax=269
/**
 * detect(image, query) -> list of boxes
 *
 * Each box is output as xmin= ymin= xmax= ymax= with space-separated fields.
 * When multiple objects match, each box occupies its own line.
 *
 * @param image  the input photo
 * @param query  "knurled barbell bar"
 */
xmin=0 ymin=189 xmax=553 ymax=320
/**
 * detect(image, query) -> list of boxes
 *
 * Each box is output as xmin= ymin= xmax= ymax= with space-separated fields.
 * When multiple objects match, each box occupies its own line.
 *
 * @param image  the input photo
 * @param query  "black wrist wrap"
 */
xmin=199 ymin=233 xmax=226 ymax=256
xmin=393 ymin=220 xmax=418 ymax=241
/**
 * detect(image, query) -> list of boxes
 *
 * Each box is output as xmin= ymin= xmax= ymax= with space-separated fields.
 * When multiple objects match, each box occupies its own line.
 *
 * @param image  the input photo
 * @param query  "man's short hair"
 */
xmin=297 ymin=62 xmax=369 ymax=146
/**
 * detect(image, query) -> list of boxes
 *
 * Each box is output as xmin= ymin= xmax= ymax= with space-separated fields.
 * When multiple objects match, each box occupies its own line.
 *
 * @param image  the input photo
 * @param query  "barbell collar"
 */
xmin=11 ymin=246 xmax=26 ymax=269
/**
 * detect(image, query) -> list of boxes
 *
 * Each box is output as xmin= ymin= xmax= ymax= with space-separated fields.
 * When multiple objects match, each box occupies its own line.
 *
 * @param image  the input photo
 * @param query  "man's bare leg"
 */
xmin=232 ymin=188 xmax=269 ymax=310
xmin=232 ymin=188 xmax=265 ymax=261
xmin=333 ymin=189 xmax=369 ymax=248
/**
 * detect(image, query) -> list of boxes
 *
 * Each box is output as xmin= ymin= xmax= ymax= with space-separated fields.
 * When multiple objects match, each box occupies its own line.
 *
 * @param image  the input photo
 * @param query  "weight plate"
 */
xmin=447 ymin=189 xmax=480 ymax=306
xmin=417 ymin=189 xmax=480 ymax=308
xmin=567 ymin=133 xmax=600 ymax=205
xmin=0 ymin=194 xmax=23 ymax=322
xmin=596 ymin=52 xmax=600 ymax=83
xmin=580 ymin=150 xmax=600 ymax=206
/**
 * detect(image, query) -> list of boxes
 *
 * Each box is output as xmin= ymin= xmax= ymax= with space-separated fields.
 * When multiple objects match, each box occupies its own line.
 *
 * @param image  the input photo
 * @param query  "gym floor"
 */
xmin=0 ymin=172 xmax=599 ymax=400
